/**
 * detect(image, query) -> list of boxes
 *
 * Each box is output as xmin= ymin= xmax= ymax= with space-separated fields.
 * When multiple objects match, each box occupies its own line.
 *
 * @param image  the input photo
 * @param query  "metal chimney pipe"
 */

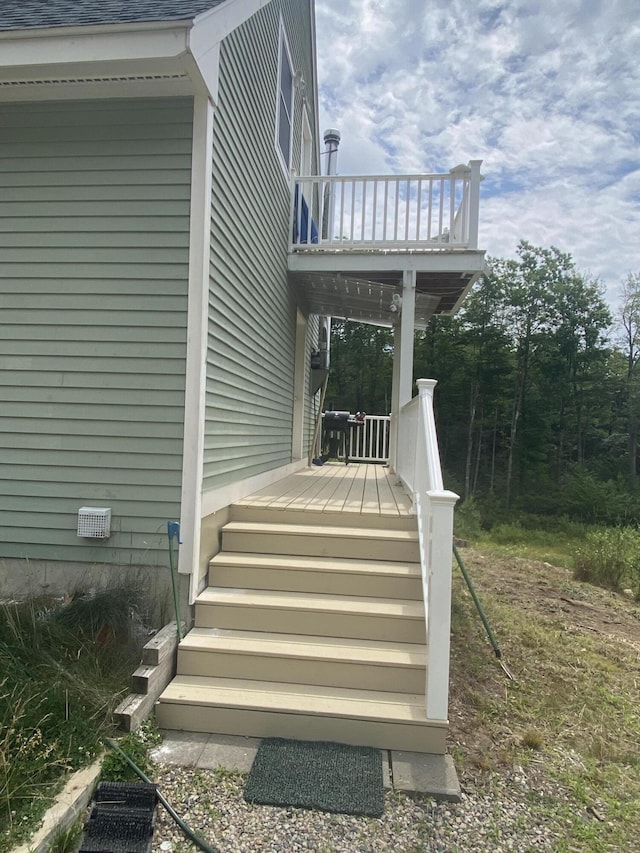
xmin=323 ymin=128 xmax=341 ymax=177
xmin=322 ymin=129 xmax=340 ymax=241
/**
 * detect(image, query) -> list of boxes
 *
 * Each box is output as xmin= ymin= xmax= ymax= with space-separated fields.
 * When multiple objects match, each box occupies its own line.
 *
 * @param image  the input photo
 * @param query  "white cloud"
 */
xmin=314 ymin=0 xmax=640 ymax=302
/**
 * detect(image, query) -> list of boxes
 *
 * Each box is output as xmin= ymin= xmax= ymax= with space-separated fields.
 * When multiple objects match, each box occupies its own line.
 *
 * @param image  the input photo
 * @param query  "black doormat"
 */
xmin=243 ymin=738 xmax=384 ymax=817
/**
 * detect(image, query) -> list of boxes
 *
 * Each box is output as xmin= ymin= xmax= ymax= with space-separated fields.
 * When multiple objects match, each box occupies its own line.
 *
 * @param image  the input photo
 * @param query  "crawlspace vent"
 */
xmin=77 ymin=507 xmax=112 ymax=539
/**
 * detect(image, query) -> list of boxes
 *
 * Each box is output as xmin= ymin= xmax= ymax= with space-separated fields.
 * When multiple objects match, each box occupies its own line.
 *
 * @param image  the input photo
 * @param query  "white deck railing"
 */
xmin=396 ymin=379 xmax=458 ymax=722
xmin=346 ymin=415 xmax=390 ymax=462
xmin=290 ymin=161 xmax=481 ymax=252
xmin=318 ymin=414 xmax=390 ymax=463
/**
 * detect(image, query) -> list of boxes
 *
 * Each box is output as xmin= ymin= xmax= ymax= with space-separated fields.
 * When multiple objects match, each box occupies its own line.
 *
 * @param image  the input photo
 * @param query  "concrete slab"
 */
xmin=382 ymin=751 xmax=392 ymax=790
xmin=390 ymin=751 xmax=461 ymax=802
xmin=150 ymin=730 xmax=210 ymax=767
xmin=156 ymin=730 xmax=394 ymax=791
xmin=197 ymin=734 xmax=261 ymax=773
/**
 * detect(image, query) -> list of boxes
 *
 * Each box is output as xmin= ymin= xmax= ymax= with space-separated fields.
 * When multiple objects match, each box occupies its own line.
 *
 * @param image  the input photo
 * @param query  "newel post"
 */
xmin=416 ymin=378 xmax=443 ymax=492
xmin=425 ymin=489 xmax=459 ymax=722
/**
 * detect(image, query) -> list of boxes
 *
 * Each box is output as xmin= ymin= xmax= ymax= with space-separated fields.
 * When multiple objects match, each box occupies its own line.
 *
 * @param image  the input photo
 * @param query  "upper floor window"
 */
xmin=276 ymin=26 xmax=294 ymax=172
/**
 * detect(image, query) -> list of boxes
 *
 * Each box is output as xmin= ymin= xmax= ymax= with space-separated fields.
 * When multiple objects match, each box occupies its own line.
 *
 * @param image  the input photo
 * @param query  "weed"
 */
xmin=574 ymin=527 xmax=640 ymax=592
xmin=48 ymin=815 xmax=85 ymax=853
xmin=100 ymin=721 xmax=161 ymax=783
xmin=521 ymin=729 xmax=543 ymax=750
xmin=0 ymin=581 xmax=153 ymax=853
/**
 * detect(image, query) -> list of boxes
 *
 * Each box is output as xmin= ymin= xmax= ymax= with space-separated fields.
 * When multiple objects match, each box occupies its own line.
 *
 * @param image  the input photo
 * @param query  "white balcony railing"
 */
xmin=291 ymin=161 xmax=481 ymax=252
xmin=396 ymin=379 xmax=459 ymax=722
xmin=317 ymin=414 xmax=390 ymax=463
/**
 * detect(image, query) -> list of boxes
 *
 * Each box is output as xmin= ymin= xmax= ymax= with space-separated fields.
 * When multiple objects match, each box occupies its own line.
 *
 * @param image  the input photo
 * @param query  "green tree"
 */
xmin=326 ymin=320 xmax=393 ymax=414
xmin=618 ymin=272 xmax=640 ymax=481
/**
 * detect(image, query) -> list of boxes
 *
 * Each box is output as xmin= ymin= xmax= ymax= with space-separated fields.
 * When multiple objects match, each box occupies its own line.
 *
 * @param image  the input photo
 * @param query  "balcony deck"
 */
xmin=235 ymin=461 xmax=413 ymax=520
xmin=288 ymin=164 xmax=485 ymax=326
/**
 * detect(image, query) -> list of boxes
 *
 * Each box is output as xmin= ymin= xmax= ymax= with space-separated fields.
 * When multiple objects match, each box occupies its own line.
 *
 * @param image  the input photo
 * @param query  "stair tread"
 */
xmin=209 ymin=552 xmax=420 ymax=576
xmin=197 ymin=586 xmax=424 ymax=618
xmin=223 ymin=521 xmax=418 ymax=541
xmin=180 ymin=627 xmax=427 ymax=665
xmin=160 ymin=675 xmax=439 ymax=725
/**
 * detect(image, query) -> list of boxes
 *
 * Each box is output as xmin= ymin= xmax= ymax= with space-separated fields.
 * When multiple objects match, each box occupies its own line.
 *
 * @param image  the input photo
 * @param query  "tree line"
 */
xmin=326 ymin=241 xmax=640 ymax=524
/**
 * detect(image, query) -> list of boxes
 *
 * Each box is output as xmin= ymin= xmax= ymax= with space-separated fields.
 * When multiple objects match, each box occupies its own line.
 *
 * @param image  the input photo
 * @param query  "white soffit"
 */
xmin=294 ymin=274 xmax=441 ymax=329
xmin=0 ymin=0 xmax=273 ymax=100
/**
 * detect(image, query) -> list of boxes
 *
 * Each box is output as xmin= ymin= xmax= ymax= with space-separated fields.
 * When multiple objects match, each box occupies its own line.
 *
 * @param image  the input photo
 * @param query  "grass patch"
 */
xmin=0 ymin=583 xmax=151 ymax=852
xmin=450 ymin=548 xmax=640 ymax=852
xmin=477 ymin=521 xmax=587 ymax=568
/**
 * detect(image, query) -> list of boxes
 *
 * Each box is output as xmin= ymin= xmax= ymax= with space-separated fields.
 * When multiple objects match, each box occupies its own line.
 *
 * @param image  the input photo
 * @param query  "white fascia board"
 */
xmin=192 ymin=0 xmax=272 ymax=39
xmin=0 ymin=24 xmax=190 ymax=71
xmin=288 ymin=249 xmax=487 ymax=275
xmin=188 ymin=0 xmax=272 ymax=104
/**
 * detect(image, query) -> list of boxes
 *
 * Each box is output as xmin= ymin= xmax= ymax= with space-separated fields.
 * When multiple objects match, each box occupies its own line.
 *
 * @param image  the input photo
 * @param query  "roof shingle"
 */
xmin=0 ymin=1 xmax=227 ymax=32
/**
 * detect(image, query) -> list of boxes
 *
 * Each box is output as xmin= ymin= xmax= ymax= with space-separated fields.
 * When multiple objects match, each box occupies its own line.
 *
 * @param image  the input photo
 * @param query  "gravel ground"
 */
xmin=148 ymin=761 xmax=565 ymax=853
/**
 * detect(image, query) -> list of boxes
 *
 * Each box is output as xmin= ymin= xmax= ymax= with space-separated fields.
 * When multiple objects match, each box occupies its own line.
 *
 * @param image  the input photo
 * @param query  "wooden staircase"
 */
xmin=156 ymin=502 xmax=448 ymax=753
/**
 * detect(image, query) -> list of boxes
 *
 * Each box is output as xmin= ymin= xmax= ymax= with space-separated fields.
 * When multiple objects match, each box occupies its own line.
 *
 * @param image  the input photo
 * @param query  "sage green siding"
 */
xmin=0 ymin=98 xmax=193 ymax=565
xmin=204 ymin=0 xmax=319 ymax=489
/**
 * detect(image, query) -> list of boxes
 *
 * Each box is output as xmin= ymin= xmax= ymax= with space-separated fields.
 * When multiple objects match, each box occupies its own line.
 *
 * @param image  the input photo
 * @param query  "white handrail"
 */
xmin=396 ymin=379 xmax=459 ymax=722
xmin=290 ymin=161 xmax=482 ymax=252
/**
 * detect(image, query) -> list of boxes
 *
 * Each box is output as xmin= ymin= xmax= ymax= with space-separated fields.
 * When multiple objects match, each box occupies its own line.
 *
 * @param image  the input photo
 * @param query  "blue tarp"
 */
xmin=293 ymin=185 xmax=318 ymax=244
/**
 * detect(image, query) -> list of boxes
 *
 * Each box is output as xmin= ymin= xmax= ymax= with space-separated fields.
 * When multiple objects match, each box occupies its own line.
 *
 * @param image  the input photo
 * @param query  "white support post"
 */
xmin=425 ymin=489 xmax=459 ymax=721
xmin=388 ymin=340 xmax=401 ymax=471
xmin=467 ymin=160 xmax=482 ymax=250
xmin=389 ymin=269 xmax=417 ymax=471
xmin=398 ymin=268 xmax=416 ymax=407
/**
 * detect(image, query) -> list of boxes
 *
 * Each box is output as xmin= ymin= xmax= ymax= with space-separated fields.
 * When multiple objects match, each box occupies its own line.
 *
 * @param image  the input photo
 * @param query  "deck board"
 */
xmin=239 ymin=462 xmax=413 ymax=519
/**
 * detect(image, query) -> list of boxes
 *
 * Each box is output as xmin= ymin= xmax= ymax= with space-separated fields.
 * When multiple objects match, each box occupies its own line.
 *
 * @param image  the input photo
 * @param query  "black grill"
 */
xmin=322 ymin=411 xmax=361 ymax=464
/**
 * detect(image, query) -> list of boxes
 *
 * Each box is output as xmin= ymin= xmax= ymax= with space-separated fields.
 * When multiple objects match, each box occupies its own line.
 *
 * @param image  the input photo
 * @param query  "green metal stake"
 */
xmin=167 ymin=521 xmax=183 ymax=642
xmin=453 ymin=542 xmax=515 ymax=680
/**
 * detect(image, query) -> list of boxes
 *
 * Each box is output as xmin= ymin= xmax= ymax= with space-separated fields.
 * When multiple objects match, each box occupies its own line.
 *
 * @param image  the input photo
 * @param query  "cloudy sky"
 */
xmin=314 ymin=0 xmax=640 ymax=306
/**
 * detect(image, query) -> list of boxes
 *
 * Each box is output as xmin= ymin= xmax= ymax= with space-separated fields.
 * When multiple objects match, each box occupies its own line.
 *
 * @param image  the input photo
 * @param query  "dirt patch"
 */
xmin=447 ymin=547 xmax=640 ymax=778
xmin=458 ymin=549 xmax=640 ymax=652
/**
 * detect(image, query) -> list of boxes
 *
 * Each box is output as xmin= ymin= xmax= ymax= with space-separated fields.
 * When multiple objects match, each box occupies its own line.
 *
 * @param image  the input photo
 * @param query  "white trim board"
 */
xmin=179 ymin=95 xmax=214 ymax=592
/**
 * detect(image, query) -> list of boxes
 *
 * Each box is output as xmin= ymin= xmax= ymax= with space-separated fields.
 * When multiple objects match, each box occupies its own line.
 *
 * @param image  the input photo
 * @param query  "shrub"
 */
xmin=573 ymin=527 xmax=640 ymax=591
xmin=454 ymin=498 xmax=482 ymax=541
xmin=0 ymin=582 xmax=152 ymax=849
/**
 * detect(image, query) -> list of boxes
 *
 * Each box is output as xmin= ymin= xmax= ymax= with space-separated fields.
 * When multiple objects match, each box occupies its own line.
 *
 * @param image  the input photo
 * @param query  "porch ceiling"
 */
xmin=291 ymin=272 xmax=440 ymax=329
xmin=289 ymin=250 xmax=486 ymax=328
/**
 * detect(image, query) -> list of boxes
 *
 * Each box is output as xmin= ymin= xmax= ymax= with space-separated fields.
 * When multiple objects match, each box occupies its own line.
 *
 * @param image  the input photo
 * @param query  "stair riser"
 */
xmin=230 ymin=505 xmax=416 ymax=532
xmin=155 ymin=704 xmax=446 ymax=754
xmin=221 ymin=530 xmax=420 ymax=562
xmin=195 ymin=604 xmax=426 ymax=644
xmin=177 ymin=649 xmax=425 ymax=694
xmin=208 ymin=564 xmax=422 ymax=600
